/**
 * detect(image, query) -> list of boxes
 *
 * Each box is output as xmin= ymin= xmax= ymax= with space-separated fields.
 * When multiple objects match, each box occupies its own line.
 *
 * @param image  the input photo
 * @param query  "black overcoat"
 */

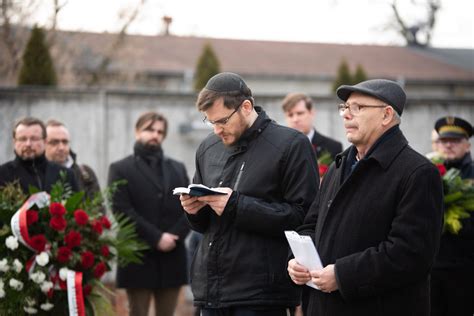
xmin=300 ymin=128 xmax=443 ymax=316
xmin=108 ymin=154 xmax=190 ymax=288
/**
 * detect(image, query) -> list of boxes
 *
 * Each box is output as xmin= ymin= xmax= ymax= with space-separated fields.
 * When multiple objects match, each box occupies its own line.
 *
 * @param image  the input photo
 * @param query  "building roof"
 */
xmin=54 ymin=31 xmax=473 ymax=82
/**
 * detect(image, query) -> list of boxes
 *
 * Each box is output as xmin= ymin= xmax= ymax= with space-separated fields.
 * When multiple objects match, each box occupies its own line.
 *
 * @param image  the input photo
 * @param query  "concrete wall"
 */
xmin=1 ymin=87 xmax=473 ymax=188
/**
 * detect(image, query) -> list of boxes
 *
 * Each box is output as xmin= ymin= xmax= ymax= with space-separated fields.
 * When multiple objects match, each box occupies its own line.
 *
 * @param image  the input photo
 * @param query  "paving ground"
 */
xmin=111 ymin=286 xmax=196 ymax=316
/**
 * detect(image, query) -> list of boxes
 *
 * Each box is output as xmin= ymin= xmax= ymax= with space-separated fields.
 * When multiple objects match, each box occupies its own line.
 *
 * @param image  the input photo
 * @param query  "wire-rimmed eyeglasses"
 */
xmin=203 ymin=103 xmax=243 ymax=127
xmin=338 ymin=102 xmax=387 ymax=116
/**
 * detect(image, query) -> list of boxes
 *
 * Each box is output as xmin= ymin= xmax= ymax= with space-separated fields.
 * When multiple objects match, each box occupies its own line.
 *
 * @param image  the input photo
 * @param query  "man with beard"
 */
xmin=108 ymin=111 xmax=190 ymax=316
xmin=0 ymin=117 xmax=78 ymax=194
xmin=45 ymin=119 xmax=101 ymax=201
xmin=180 ymin=72 xmax=319 ymax=316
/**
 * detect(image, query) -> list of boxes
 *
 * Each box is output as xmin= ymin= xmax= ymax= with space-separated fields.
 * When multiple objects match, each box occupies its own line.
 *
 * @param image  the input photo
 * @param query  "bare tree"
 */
xmin=88 ymin=0 xmax=147 ymax=86
xmin=390 ymin=0 xmax=441 ymax=47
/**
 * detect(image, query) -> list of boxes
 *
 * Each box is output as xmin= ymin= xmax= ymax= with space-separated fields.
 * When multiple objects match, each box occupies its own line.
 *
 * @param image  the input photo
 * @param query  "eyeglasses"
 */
xmin=203 ymin=103 xmax=242 ymax=127
xmin=338 ymin=102 xmax=387 ymax=116
xmin=47 ymin=139 xmax=69 ymax=146
xmin=15 ymin=136 xmax=44 ymax=143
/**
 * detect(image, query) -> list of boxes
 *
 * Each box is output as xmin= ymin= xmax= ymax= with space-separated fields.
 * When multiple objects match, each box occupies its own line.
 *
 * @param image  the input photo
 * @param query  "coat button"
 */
xmin=209 ymin=242 xmax=212 ymax=247
xmin=327 ymin=199 xmax=332 ymax=208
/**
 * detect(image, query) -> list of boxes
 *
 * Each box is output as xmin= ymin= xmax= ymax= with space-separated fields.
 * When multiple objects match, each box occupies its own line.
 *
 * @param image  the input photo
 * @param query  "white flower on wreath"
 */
xmin=12 ymin=259 xmax=23 ymax=273
xmin=59 ymin=267 xmax=68 ymax=281
xmin=9 ymin=278 xmax=24 ymax=291
xmin=25 ymin=297 xmax=36 ymax=306
xmin=0 ymin=279 xmax=5 ymax=298
xmin=40 ymin=281 xmax=53 ymax=293
xmin=30 ymin=271 xmax=46 ymax=284
xmin=40 ymin=302 xmax=54 ymax=311
xmin=0 ymin=258 xmax=9 ymax=272
xmin=35 ymin=252 xmax=49 ymax=267
xmin=5 ymin=236 xmax=19 ymax=250
xmin=23 ymin=306 xmax=38 ymax=314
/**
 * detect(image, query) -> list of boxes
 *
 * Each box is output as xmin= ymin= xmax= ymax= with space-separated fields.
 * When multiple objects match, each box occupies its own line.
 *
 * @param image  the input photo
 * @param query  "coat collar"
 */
xmin=335 ymin=125 xmax=408 ymax=171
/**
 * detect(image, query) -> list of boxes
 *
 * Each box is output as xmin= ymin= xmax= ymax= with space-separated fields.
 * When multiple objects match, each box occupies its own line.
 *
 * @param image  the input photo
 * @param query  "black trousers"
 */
xmin=430 ymin=267 xmax=474 ymax=316
xmin=201 ymin=307 xmax=294 ymax=316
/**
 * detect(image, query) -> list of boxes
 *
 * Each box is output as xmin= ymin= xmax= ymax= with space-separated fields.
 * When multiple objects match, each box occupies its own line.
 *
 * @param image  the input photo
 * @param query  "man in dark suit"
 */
xmin=108 ymin=111 xmax=189 ymax=316
xmin=282 ymin=93 xmax=343 ymax=159
xmin=288 ymin=79 xmax=443 ymax=316
xmin=0 ymin=117 xmax=78 ymax=194
xmin=45 ymin=119 xmax=101 ymax=201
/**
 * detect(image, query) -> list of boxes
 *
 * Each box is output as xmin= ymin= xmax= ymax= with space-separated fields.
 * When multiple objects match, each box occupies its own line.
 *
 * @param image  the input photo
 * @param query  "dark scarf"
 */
xmin=133 ymin=141 xmax=164 ymax=171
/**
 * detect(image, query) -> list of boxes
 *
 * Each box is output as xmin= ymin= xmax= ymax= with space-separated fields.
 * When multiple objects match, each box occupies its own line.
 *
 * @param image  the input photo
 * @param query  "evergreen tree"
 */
xmin=18 ymin=26 xmax=57 ymax=86
xmin=332 ymin=58 xmax=352 ymax=92
xmin=352 ymin=64 xmax=368 ymax=84
xmin=193 ymin=43 xmax=220 ymax=92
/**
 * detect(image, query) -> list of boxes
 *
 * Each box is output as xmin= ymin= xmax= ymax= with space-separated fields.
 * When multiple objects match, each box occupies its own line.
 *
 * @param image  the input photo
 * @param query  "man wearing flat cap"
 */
xmin=180 ymin=72 xmax=319 ymax=316
xmin=288 ymin=79 xmax=443 ymax=316
xmin=431 ymin=116 xmax=474 ymax=316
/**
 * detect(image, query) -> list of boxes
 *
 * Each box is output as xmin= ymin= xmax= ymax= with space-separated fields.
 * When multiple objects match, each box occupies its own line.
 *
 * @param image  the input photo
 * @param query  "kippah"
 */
xmin=205 ymin=72 xmax=249 ymax=93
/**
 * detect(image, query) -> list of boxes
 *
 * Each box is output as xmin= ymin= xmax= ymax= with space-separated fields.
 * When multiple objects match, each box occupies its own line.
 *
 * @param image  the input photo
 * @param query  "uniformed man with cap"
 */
xmin=180 ymin=72 xmax=319 ymax=316
xmin=434 ymin=116 xmax=474 ymax=179
xmin=288 ymin=79 xmax=443 ymax=316
xmin=431 ymin=116 xmax=474 ymax=316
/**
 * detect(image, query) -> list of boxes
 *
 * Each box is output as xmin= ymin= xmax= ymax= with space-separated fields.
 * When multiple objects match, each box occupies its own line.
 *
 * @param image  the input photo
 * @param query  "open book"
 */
xmin=285 ymin=230 xmax=323 ymax=290
xmin=172 ymin=184 xmax=228 ymax=197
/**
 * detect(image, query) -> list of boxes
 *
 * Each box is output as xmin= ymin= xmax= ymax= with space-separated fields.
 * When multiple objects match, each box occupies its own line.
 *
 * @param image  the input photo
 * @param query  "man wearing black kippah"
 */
xmin=180 ymin=72 xmax=319 ymax=316
xmin=288 ymin=79 xmax=443 ymax=316
xmin=431 ymin=116 xmax=474 ymax=316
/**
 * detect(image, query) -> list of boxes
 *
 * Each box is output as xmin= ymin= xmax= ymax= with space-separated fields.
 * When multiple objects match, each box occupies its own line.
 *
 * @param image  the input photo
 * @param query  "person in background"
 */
xmin=288 ymin=79 xmax=443 ymax=316
xmin=108 ymin=111 xmax=189 ymax=316
xmin=431 ymin=116 xmax=474 ymax=316
xmin=180 ymin=72 xmax=319 ymax=316
xmin=282 ymin=92 xmax=342 ymax=159
xmin=0 ymin=117 xmax=78 ymax=194
xmin=45 ymin=119 xmax=101 ymax=200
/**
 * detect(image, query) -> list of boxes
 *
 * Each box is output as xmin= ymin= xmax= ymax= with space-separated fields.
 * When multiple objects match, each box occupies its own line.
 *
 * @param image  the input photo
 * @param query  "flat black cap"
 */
xmin=435 ymin=116 xmax=472 ymax=139
xmin=336 ymin=79 xmax=406 ymax=115
xmin=204 ymin=72 xmax=251 ymax=95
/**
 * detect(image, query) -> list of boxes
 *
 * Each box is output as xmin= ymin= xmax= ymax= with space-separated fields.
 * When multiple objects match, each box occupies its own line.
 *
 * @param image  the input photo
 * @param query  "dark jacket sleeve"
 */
xmin=185 ymin=154 xmax=212 ymax=233
xmin=231 ymin=133 xmax=319 ymax=237
xmin=167 ymin=162 xmax=191 ymax=240
xmin=108 ymin=162 xmax=162 ymax=247
xmin=65 ymin=167 xmax=80 ymax=192
xmin=334 ymin=164 xmax=443 ymax=300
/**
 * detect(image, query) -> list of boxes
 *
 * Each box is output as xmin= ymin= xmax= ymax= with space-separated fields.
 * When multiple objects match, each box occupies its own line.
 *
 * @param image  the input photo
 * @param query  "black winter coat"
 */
xmin=311 ymin=129 xmax=343 ymax=160
xmin=0 ymin=155 xmax=78 ymax=193
xmin=186 ymin=108 xmax=319 ymax=309
xmin=108 ymin=153 xmax=190 ymax=288
xmin=300 ymin=127 xmax=443 ymax=316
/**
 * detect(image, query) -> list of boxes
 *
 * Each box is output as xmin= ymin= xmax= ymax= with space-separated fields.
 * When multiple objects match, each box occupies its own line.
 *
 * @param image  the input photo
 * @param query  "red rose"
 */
xmin=26 ymin=210 xmax=39 ymax=225
xmin=59 ymin=279 xmax=67 ymax=290
xmin=74 ymin=209 xmax=89 ymax=226
xmin=100 ymin=216 xmax=111 ymax=229
xmin=319 ymin=164 xmax=329 ymax=177
xmin=436 ymin=163 xmax=447 ymax=176
xmin=91 ymin=220 xmax=103 ymax=235
xmin=93 ymin=262 xmax=107 ymax=279
xmin=81 ymin=251 xmax=95 ymax=269
xmin=49 ymin=202 xmax=66 ymax=216
xmin=57 ymin=246 xmax=72 ymax=263
xmin=47 ymin=288 xmax=54 ymax=299
xmin=50 ymin=216 xmax=67 ymax=231
xmin=30 ymin=234 xmax=47 ymax=252
xmin=100 ymin=245 xmax=110 ymax=258
xmin=83 ymin=284 xmax=92 ymax=296
xmin=65 ymin=230 xmax=82 ymax=248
